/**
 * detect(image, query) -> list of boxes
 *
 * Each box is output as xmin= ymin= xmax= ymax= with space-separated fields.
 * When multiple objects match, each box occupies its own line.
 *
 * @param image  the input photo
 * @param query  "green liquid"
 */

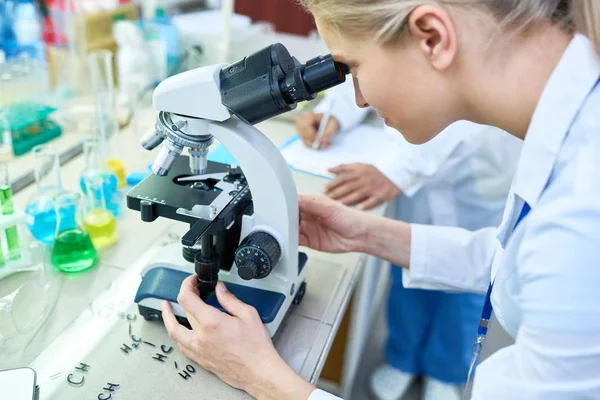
xmin=83 ymin=209 xmax=118 ymax=249
xmin=52 ymin=229 xmax=98 ymax=273
xmin=0 ymin=186 xmax=20 ymax=261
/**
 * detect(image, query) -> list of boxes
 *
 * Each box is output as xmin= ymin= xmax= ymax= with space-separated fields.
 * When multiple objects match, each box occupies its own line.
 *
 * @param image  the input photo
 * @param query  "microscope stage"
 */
xmin=127 ymin=157 xmax=235 ymax=224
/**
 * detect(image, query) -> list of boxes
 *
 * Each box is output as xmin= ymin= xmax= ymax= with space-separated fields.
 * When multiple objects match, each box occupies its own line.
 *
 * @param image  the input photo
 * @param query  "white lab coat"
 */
xmin=309 ymin=34 xmax=600 ymax=400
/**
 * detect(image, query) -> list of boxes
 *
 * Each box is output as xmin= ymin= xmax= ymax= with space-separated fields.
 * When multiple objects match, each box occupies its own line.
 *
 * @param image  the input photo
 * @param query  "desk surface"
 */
xmin=1 ymin=106 xmax=375 ymax=399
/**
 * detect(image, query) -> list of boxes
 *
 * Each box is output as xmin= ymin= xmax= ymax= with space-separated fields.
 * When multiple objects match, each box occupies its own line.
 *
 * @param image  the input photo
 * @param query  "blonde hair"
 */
xmin=299 ymin=0 xmax=600 ymax=57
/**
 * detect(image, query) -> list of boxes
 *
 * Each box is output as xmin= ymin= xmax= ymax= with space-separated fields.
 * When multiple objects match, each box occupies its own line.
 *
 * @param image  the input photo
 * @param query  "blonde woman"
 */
xmin=162 ymin=1 xmax=600 ymax=399
xmin=296 ymin=78 xmax=520 ymax=400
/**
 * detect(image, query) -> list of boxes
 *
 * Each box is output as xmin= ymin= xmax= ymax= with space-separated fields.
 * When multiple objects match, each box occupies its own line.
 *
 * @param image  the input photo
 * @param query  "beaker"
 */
xmin=83 ymin=175 xmax=117 ymax=249
xmin=0 ymin=163 xmax=20 ymax=261
xmin=51 ymin=191 xmax=97 ymax=273
xmin=24 ymin=145 xmax=65 ymax=243
xmin=0 ymin=242 xmax=58 ymax=359
xmin=79 ymin=136 xmax=122 ymax=217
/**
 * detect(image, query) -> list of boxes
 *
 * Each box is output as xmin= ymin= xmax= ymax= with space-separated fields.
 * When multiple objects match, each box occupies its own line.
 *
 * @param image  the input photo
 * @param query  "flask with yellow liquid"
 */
xmin=82 ymin=175 xmax=118 ymax=250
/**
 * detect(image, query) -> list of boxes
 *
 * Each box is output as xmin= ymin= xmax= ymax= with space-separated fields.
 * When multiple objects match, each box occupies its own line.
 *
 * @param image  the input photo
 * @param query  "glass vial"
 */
xmin=0 ymin=163 xmax=20 ymax=261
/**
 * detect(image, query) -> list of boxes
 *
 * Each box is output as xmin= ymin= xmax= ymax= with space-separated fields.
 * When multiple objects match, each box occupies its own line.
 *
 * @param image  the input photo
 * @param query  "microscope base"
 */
xmin=134 ymin=253 xmax=308 ymax=337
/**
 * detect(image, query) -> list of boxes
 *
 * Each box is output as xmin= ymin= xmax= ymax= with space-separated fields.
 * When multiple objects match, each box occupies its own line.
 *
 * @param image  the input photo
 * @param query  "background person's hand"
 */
xmin=325 ymin=163 xmax=401 ymax=210
xmin=299 ymin=194 xmax=371 ymax=253
xmin=295 ymin=111 xmax=340 ymax=149
xmin=162 ymin=277 xmax=315 ymax=400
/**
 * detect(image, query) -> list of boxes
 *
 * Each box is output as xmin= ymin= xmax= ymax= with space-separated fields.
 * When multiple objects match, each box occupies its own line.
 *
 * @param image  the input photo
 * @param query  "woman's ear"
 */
xmin=407 ymin=4 xmax=457 ymax=71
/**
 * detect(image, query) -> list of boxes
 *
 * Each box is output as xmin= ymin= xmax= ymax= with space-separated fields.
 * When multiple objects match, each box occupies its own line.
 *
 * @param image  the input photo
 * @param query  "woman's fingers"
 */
xmin=215 ymin=282 xmax=260 ymax=322
xmin=177 ymin=275 xmax=225 ymax=332
xmin=162 ymin=301 xmax=196 ymax=349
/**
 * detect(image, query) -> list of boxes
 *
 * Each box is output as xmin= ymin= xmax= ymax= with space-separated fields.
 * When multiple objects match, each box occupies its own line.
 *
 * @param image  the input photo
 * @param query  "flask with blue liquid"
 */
xmin=79 ymin=137 xmax=122 ymax=217
xmin=25 ymin=144 xmax=67 ymax=244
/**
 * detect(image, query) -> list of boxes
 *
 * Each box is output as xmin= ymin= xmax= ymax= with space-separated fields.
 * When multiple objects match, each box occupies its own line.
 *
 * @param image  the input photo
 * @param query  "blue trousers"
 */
xmin=385 ymin=266 xmax=485 ymax=384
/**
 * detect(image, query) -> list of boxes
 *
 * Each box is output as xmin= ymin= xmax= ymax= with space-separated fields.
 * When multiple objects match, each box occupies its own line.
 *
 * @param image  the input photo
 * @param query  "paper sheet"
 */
xmin=206 ymin=124 xmax=404 ymax=180
xmin=280 ymin=124 xmax=402 ymax=179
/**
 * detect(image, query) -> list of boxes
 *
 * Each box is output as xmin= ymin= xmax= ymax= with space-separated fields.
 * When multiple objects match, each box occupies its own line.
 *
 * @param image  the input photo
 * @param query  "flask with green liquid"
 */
xmin=0 ymin=163 xmax=20 ymax=262
xmin=51 ymin=191 xmax=97 ymax=273
xmin=83 ymin=175 xmax=117 ymax=249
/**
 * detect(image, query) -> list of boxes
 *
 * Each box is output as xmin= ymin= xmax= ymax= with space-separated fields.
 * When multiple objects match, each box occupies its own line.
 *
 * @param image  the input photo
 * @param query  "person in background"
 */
xmin=295 ymin=80 xmax=521 ymax=400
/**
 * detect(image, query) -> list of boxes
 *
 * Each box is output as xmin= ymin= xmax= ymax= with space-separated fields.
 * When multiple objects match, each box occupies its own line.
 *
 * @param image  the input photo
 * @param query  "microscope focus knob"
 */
xmin=140 ymin=200 xmax=157 ymax=222
xmin=235 ymin=232 xmax=281 ymax=280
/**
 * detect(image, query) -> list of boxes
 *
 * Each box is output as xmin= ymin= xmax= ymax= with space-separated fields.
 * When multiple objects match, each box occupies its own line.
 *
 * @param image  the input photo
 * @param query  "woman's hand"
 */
xmin=162 ymin=277 xmax=315 ymax=400
xmin=299 ymin=194 xmax=372 ymax=253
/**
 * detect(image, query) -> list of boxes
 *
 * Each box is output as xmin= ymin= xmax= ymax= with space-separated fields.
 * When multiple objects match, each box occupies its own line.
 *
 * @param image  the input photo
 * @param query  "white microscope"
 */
xmin=127 ymin=44 xmax=349 ymax=336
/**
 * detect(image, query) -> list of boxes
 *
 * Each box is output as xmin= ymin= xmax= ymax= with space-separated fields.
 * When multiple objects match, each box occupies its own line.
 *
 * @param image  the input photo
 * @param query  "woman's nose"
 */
xmin=353 ymin=77 xmax=369 ymax=108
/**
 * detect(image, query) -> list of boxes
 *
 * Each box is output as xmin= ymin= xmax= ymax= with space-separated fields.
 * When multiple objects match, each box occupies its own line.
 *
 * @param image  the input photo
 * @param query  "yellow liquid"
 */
xmin=83 ymin=209 xmax=118 ymax=250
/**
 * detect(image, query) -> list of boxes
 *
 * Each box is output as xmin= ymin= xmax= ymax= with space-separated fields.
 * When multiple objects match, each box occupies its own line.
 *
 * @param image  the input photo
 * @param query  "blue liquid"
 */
xmin=25 ymin=199 xmax=76 ymax=244
xmin=80 ymin=172 xmax=122 ymax=217
xmin=106 ymin=190 xmax=123 ymax=217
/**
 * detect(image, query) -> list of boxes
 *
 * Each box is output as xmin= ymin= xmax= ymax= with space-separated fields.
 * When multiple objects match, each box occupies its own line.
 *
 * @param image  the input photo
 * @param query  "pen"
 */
xmin=312 ymin=99 xmax=335 ymax=150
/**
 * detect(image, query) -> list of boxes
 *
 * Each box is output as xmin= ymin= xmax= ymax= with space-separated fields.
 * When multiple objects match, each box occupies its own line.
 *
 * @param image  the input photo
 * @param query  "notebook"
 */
xmin=279 ymin=124 xmax=401 ymax=180
xmin=207 ymin=124 xmax=402 ymax=180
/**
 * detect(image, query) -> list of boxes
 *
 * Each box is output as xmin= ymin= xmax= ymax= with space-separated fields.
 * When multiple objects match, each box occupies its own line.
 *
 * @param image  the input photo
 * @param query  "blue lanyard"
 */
xmin=478 ymin=202 xmax=531 ymax=336
xmin=463 ymin=202 xmax=531 ymax=398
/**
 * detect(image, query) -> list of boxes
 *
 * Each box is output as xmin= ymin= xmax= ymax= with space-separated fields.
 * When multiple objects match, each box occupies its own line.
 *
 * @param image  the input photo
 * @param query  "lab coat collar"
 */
xmin=512 ymin=34 xmax=600 ymax=208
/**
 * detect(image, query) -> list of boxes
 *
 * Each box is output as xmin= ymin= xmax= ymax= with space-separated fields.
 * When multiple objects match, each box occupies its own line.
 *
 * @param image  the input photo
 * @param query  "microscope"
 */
xmin=127 ymin=44 xmax=349 ymax=336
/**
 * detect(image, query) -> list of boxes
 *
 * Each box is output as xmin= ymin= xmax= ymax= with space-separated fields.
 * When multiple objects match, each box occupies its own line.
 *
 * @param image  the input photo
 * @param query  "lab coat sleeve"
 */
xmin=314 ymin=79 xmax=370 ymax=132
xmin=471 ymin=193 xmax=600 ymax=398
xmin=402 ymin=224 xmax=498 ymax=294
xmin=307 ymin=389 xmax=343 ymax=400
xmin=374 ymin=121 xmax=486 ymax=197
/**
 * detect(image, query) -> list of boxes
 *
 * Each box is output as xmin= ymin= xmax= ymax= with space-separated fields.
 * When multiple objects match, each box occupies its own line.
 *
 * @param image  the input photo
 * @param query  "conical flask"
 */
xmin=51 ymin=191 xmax=97 ymax=273
xmin=24 ymin=144 xmax=65 ymax=244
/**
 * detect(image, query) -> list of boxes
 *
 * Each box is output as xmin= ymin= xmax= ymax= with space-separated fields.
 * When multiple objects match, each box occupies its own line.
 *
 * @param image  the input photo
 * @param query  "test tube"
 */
xmin=0 ymin=163 xmax=20 ymax=260
xmin=88 ymin=50 xmax=118 ymax=161
xmin=0 ymin=105 xmax=13 ymax=156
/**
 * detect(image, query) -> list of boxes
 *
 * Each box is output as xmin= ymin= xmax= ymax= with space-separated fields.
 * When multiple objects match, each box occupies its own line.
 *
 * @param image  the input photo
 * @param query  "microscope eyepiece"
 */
xmin=219 ymin=43 xmax=350 ymax=125
xmin=302 ymin=54 xmax=350 ymax=94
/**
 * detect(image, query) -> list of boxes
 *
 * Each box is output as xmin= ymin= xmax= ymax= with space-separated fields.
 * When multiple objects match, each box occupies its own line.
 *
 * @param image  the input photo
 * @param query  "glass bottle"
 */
xmin=0 ymin=162 xmax=20 ymax=261
xmin=83 ymin=175 xmax=117 ymax=249
xmin=79 ymin=136 xmax=121 ymax=217
xmin=51 ymin=191 xmax=97 ymax=273
xmin=25 ymin=144 xmax=64 ymax=243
